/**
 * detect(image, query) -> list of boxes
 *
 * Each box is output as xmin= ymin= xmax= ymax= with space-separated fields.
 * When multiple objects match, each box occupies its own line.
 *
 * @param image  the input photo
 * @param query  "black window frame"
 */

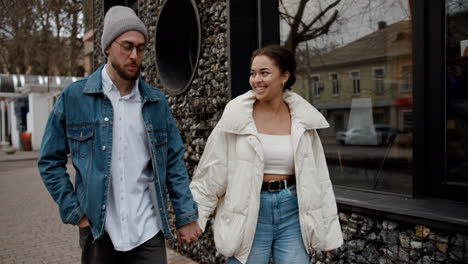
xmin=104 ymin=0 xmax=139 ymax=15
xmin=414 ymin=0 xmax=468 ymax=202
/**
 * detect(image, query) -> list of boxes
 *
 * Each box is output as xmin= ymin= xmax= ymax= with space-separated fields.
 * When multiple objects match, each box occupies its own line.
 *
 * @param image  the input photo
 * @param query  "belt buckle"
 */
xmin=268 ymin=180 xmax=281 ymax=192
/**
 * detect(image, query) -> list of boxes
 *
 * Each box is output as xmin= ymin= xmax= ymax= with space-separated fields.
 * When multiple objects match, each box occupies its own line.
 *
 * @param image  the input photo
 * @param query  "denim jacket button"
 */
xmin=104 ymin=117 xmax=109 ymax=122
xmin=102 ymin=145 xmax=106 ymax=151
xmin=102 ymin=204 xmax=106 ymax=210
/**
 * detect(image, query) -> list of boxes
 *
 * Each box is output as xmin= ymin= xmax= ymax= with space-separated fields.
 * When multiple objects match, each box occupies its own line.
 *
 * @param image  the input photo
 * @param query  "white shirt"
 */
xmin=102 ymin=66 xmax=160 ymax=251
xmin=258 ymin=133 xmax=295 ymax=175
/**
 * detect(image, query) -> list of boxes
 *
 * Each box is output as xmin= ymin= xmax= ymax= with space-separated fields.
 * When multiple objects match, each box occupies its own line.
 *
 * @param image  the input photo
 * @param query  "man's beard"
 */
xmin=112 ymin=60 xmax=140 ymax=81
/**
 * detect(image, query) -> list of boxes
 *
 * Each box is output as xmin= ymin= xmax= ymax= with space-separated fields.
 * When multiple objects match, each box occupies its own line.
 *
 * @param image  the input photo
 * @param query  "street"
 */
xmin=0 ymin=157 xmax=197 ymax=264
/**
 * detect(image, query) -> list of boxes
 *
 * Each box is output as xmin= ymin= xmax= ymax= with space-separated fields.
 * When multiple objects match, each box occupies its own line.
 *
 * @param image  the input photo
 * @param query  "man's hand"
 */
xmin=175 ymin=221 xmax=202 ymax=245
xmin=77 ymin=216 xmax=89 ymax=228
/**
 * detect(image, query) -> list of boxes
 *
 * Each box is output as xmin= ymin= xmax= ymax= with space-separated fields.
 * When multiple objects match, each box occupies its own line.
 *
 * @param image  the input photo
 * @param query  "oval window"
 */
xmin=155 ymin=0 xmax=201 ymax=95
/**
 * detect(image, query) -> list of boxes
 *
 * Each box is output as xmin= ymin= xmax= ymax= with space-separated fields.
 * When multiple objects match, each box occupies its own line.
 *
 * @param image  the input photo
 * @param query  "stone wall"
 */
xmin=138 ymin=0 xmax=229 ymax=179
xmin=320 ymin=210 xmax=467 ymax=264
xmin=92 ymin=1 xmax=467 ymax=263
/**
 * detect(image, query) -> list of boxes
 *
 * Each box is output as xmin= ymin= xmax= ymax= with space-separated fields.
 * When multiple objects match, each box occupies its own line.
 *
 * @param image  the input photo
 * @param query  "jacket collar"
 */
xmin=82 ymin=65 xmax=160 ymax=102
xmin=216 ymin=90 xmax=329 ymax=135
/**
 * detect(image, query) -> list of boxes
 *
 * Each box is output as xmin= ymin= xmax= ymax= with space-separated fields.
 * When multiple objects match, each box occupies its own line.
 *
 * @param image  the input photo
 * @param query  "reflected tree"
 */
xmin=280 ymin=0 xmax=342 ymax=53
xmin=0 ymin=0 xmax=83 ymax=76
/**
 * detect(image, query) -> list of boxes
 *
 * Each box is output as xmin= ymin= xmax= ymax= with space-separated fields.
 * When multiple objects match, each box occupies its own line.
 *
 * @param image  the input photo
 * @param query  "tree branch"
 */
xmin=301 ymin=9 xmax=338 ymax=41
xmin=279 ymin=11 xmax=307 ymax=28
xmin=279 ymin=0 xmax=294 ymax=26
xmin=289 ymin=0 xmax=310 ymax=41
xmin=300 ymin=0 xmax=341 ymax=35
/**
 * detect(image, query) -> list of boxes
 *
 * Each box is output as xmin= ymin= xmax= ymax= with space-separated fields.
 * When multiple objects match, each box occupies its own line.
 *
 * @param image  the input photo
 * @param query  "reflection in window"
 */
xmin=330 ymin=72 xmax=339 ymax=96
xmin=350 ymin=71 xmax=360 ymax=96
xmin=373 ymin=110 xmax=386 ymax=124
xmin=401 ymin=110 xmax=412 ymax=133
xmin=311 ymin=75 xmax=320 ymax=97
xmin=446 ymin=1 xmax=468 ymax=184
xmin=280 ymin=0 xmax=413 ymax=195
xmin=334 ymin=113 xmax=345 ymax=132
xmin=374 ymin=68 xmax=385 ymax=95
xmin=400 ymin=65 xmax=412 ymax=92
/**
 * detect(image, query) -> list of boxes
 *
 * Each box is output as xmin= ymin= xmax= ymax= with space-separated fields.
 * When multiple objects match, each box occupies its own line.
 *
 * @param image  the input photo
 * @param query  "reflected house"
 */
xmin=294 ymin=21 xmax=413 ymax=147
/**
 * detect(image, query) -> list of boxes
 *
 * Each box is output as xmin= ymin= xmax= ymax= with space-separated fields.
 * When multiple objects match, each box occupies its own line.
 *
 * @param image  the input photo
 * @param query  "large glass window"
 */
xmin=280 ymin=0 xmax=413 ymax=195
xmin=350 ymin=71 xmax=361 ymax=96
xmin=373 ymin=67 xmax=385 ymax=95
xmin=446 ymin=1 xmax=468 ymax=185
xmin=330 ymin=72 xmax=339 ymax=96
xmin=311 ymin=75 xmax=320 ymax=97
xmin=400 ymin=65 xmax=412 ymax=92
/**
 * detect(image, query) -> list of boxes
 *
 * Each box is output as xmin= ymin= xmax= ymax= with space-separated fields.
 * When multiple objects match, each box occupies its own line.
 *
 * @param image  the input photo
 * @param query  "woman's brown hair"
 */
xmin=250 ymin=45 xmax=296 ymax=90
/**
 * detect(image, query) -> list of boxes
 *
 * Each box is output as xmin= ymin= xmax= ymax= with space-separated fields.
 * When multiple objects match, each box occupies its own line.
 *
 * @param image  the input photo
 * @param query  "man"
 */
xmin=38 ymin=6 xmax=201 ymax=263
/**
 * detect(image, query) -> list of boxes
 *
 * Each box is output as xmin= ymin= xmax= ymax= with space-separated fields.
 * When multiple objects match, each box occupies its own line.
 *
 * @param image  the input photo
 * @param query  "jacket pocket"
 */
xmin=225 ymin=160 xmax=253 ymax=212
xmin=213 ymin=209 xmax=247 ymax=257
xmin=320 ymin=180 xmax=338 ymax=218
xmin=67 ymin=125 xmax=94 ymax=159
xmin=302 ymin=208 xmax=326 ymax=251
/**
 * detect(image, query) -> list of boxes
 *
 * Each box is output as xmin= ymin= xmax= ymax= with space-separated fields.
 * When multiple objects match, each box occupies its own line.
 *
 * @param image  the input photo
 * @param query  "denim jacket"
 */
xmin=38 ymin=65 xmax=198 ymax=242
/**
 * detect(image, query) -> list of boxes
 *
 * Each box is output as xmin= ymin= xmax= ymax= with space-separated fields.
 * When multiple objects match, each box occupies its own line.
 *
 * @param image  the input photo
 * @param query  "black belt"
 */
xmin=261 ymin=178 xmax=295 ymax=192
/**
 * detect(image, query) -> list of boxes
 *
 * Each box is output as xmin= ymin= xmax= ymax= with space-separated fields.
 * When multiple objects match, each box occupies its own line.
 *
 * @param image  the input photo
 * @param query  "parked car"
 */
xmin=336 ymin=124 xmax=401 ymax=146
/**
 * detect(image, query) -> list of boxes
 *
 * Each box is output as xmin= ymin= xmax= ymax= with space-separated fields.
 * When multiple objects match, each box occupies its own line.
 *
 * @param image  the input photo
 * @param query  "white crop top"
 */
xmin=258 ymin=133 xmax=295 ymax=175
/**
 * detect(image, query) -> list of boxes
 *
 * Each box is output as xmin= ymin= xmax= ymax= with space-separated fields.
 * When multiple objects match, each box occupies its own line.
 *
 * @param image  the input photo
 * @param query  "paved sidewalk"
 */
xmin=0 ymin=148 xmax=40 ymax=162
xmin=0 ymin=147 xmax=198 ymax=264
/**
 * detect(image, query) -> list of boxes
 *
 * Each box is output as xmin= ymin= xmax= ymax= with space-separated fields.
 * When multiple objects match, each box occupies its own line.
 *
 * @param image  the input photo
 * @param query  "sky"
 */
xmin=279 ymin=0 xmax=411 ymax=52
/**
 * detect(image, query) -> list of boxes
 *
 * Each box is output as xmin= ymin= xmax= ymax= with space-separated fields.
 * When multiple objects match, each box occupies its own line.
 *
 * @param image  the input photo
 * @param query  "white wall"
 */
xmin=27 ymin=93 xmax=54 ymax=150
xmin=9 ymin=101 xmax=20 ymax=149
xmin=0 ymin=100 xmax=6 ymax=147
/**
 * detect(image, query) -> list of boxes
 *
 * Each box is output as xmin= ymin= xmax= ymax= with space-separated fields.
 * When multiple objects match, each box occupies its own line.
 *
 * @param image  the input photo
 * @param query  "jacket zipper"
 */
xmin=292 ymin=125 xmax=312 ymax=253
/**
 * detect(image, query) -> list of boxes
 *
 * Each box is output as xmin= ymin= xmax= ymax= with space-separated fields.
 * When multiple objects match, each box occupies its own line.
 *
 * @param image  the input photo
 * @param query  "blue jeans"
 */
xmin=228 ymin=185 xmax=310 ymax=264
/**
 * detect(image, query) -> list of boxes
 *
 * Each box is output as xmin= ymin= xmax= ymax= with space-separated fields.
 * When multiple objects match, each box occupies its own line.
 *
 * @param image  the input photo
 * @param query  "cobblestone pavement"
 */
xmin=0 ymin=151 xmax=197 ymax=264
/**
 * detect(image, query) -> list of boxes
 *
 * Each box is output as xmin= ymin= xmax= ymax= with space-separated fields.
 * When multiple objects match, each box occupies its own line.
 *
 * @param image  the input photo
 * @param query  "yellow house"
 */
xmin=294 ymin=21 xmax=412 ymax=140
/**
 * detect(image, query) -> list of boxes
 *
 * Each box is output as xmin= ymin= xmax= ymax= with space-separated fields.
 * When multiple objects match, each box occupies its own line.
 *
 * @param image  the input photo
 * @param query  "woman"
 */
xmin=190 ymin=45 xmax=343 ymax=264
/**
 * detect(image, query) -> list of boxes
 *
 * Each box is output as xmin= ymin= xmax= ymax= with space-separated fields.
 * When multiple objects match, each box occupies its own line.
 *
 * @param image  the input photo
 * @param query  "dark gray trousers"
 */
xmin=79 ymin=227 xmax=167 ymax=264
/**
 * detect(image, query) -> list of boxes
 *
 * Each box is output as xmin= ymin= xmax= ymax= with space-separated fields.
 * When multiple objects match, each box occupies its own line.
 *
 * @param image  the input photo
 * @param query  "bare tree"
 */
xmin=280 ymin=0 xmax=342 ymax=53
xmin=0 ymin=0 xmax=83 ymax=76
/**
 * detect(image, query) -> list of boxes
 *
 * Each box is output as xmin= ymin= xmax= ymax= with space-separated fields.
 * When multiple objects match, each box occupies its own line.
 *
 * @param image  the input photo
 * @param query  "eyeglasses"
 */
xmin=114 ymin=41 xmax=146 ymax=57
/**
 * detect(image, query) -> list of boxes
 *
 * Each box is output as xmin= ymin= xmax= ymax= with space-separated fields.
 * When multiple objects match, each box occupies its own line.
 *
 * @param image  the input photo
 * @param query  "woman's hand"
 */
xmin=176 ymin=221 xmax=202 ymax=245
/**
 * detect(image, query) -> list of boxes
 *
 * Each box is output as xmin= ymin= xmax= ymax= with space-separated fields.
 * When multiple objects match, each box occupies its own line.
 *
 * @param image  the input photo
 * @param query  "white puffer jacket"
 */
xmin=190 ymin=90 xmax=343 ymax=263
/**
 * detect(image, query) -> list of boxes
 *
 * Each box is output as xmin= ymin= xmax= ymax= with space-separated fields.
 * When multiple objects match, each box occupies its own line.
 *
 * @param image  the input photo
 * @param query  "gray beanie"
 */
xmin=101 ymin=6 xmax=148 ymax=55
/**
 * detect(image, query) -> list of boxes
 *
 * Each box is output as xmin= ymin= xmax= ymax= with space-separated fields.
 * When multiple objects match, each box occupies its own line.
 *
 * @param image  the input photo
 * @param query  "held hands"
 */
xmin=175 ymin=221 xmax=202 ymax=245
xmin=78 ymin=216 xmax=202 ymax=245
